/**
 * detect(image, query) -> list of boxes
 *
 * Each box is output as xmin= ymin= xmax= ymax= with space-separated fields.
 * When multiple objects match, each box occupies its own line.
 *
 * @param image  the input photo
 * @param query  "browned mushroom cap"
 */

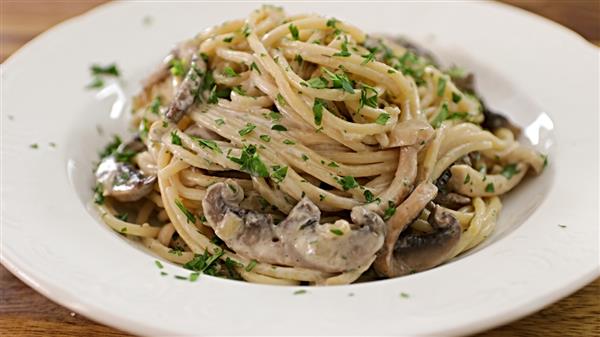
xmin=390 ymin=205 xmax=461 ymax=275
xmin=373 ymin=182 xmax=438 ymax=277
xmin=434 ymin=192 xmax=471 ymax=210
xmin=164 ymin=54 xmax=207 ymax=123
xmin=202 ymin=180 xmax=385 ymax=273
xmin=95 ymin=156 xmax=156 ymax=202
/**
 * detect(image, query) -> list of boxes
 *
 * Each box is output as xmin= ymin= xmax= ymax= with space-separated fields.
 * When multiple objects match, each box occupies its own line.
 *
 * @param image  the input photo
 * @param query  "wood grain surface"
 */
xmin=1 ymin=1 xmax=598 ymax=336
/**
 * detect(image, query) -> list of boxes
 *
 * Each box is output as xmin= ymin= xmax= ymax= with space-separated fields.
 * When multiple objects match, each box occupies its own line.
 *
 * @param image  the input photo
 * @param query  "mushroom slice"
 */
xmin=434 ymin=192 xmax=471 ymax=210
xmin=373 ymin=182 xmax=438 ymax=277
xmin=96 ymin=156 xmax=157 ymax=202
xmin=164 ymin=54 xmax=207 ymax=123
xmin=202 ymin=180 xmax=385 ymax=273
xmin=390 ymin=204 xmax=461 ymax=275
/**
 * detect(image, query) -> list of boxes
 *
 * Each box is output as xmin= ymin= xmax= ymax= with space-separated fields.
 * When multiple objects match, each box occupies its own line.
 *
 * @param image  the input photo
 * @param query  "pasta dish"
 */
xmin=93 ymin=6 xmax=545 ymax=285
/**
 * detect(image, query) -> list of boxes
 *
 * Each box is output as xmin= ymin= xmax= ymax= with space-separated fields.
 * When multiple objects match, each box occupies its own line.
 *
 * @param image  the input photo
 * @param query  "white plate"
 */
xmin=1 ymin=2 xmax=598 ymax=336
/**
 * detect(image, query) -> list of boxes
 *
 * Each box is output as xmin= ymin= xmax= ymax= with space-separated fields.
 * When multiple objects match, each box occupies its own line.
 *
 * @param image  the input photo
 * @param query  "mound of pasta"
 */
xmin=93 ymin=6 xmax=545 ymax=285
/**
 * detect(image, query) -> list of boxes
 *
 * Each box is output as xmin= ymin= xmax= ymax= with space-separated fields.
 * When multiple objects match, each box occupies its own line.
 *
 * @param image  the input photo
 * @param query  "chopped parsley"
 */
xmin=170 ymin=131 xmax=182 ymax=145
xmin=328 ymin=161 xmax=339 ymax=168
xmin=322 ymin=68 xmax=354 ymax=93
xmin=268 ymin=111 xmax=283 ymax=121
xmin=289 ymin=24 xmax=299 ymax=40
xmin=228 ymin=144 xmax=269 ymax=177
xmin=175 ymin=199 xmax=196 ymax=224
xmin=196 ymin=138 xmax=222 ymax=153
xmin=183 ymin=248 xmax=224 ymax=275
xmin=361 ymin=51 xmax=376 ymax=64
xmin=363 ymin=190 xmax=375 ymax=203
xmin=94 ymin=183 xmax=104 ymax=205
xmin=223 ymin=66 xmax=239 ymax=77
xmin=452 ymin=92 xmax=462 ymax=103
xmin=155 ymin=260 xmax=164 ymax=269
xmin=215 ymin=118 xmax=225 ymax=126
xmin=276 ymin=93 xmax=287 ymax=106
xmin=464 ymin=174 xmax=471 ymax=184
xmin=232 ymin=86 xmax=246 ymax=96
xmin=245 ymin=259 xmax=258 ymax=272
xmin=431 ymin=103 xmax=449 ymax=128
xmin=359 ymin=86 xmax=378 ymax=110
xmin=400 ymin=292 xmax=410 ymax=299
xmin=558 ymin=224 xmax=567 ymax=228
xmin=375 ymin=113 xmax=390 ymax=125
xmin=250 ymin=61 xmax=262 ymax=74
xmin=333 ymin=36 xmax=351 ymax=57
xmin=485 ymin=182 xmax=495 ymax=193
xmin=313 ymin=98 xmax=325 ymax=125
xmin=223 ymin=36 xmax=234 ymax=43
xmin=29 ymin=143 xmax=38 ymax=149
xmin=437 ymin=77 xmax=447 ymax=97
xmin=501 ymin=164 xmax=520 ymax=179
xmin=283 ymin=139 xmax=295 ymax=145
xmin=259 ymin=134 xmax=271 ymax=142
xmin=149 ymin=96 xmax=162 ymax=114
xmin=189 ymin=272 xmax=200 ymax=282
xmin=330 ymin=228 xmax=344 ymax=236
xmin=301 ymin=154 xmax=309 ymax=161
xmin=326 ymin=18 xmax=338 ymax=29
xmin=293 ymin=289 xmax=307 ymax=295
xmin=170 ymin=58 xmax=185 ymax=76
xmin=116 ymin=213 xmax=129 ymax=221
xmin=91 ymin=63 xmax=120 ymax=77
xmin=242 ymin=25 xmax=251 ymax=37
xmin=337 ymin=175 xmax=359 ymax=191
xmin=306 ymin=76 xmax=328 ymax=89
xmin=383 ymin=200 xmax=396 ymax=220
xmin=238 ymin=123 xmax=256 ymax=136
xmin=271 ymin=165 xmax=288 ymax=183
xmin=271 ymin=124 xmax=288 ymax=132
xmin=541 ymin=154 xmax=548 ymax=168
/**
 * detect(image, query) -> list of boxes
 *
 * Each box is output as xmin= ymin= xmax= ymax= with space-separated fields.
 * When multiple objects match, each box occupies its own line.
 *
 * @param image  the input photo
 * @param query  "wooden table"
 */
xmin=1 ymin=1 xmax=598 ymax=336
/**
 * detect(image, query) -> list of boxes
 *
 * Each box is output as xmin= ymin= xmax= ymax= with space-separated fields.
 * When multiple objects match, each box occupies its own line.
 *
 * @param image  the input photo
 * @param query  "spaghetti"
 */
xmin=94 ymin=6 xmax=545 ymax=285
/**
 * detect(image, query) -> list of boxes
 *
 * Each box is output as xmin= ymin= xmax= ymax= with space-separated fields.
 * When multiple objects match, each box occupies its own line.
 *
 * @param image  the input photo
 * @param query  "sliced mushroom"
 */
xmin=390 ymin=204 xmax=461 ymax=275
xmin=373 ymin=182 xmax=438 ymax=277
xmin=434 ymin=192 xmax=471 ymax=210
xmin=95 ymin=139 xmax=156 ymax=202
xmin=165 ymin=54 xmax=207 ymax=123
xmin=202 ymin=180 xmax=385 ymax=273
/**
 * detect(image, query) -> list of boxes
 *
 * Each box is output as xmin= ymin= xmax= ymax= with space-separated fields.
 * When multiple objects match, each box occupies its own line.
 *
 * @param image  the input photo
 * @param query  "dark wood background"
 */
xmin=1 ymin=1 xmax=599 ymax=336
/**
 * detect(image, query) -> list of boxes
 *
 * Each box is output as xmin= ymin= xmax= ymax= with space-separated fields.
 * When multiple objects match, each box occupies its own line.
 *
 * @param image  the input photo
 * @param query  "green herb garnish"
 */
xmin=375 ymin=113 xmax=390 ymax=125
xmin=171 ymin=131 xmax=182 ymax=145
xmin=228 ymin=144 xmax=269 ymax=177
xmin=289 ymin=24 xmax=299 ymax=40
xmin=313 ymin=98 xmax=325 ymax=125
xmin=501 ymin=164 xmax=520 ymax=179
xmin=437 ymin=77 xmax=447 ymax=97
xmin=485 ymin=183 xmax=495 ymax=193
xmin=271 ymin=165 xmax=288 ymax=183
xmin=238 ymin=123 xmax=256 ymax=136
xmin=223 ymin=66 xmax=239 ymax=77
xmin=175 ymin=199 xmax=196 ymax=224
xmin=383 ymin=200 xmax=396 ymax=220
xmin=337 ymin=175 xmax=359 ymax=191
xmin=330 ymin=228 xmax=344 ymax=236
xmin=322 ymin=68 xmax=354 ymax=93
xmin=271 ymin=124 xmax=287 ymax=132
xmin=431 ymin=103 xmax=449 ymax=128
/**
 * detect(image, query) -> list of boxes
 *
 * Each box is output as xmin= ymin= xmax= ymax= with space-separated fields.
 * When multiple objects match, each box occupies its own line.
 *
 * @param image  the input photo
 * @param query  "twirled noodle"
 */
xmin=94 ymin=6 xmax=546 ymax=285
